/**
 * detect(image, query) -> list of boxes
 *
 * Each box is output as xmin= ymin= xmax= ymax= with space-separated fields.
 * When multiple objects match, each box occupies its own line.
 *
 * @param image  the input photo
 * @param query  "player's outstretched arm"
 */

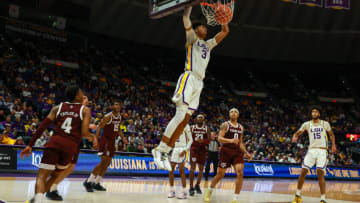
xmin=239 ymin=126 xmax=251 ymax=159
xmin=20 ymin=106 xmax=58 ymax=158
xmin=118 ymin=128 xmax=127 ymax=144
xmin=184 ymin=6 xmax=197 ymax=46
xmin=185 ymin=125 xmax=193 ymax=150
xmin=214 ymin=24 xmax=230 ymax=44
xmin=204 ymin=126 xmax=211 ymax=145
xmin=328 ymin=130 xmax=336 ymax=153
xmin=96 ymin=115 xmax=110 ymax=139
xmin=218 ymin=122 xmax=238 ymax=144
xmin=292 ymin=129 xmax=303 ymax=143
xmin=183 ymin=6 xmax=192 ymax=30
xmin=81 ymin=107 xmax=94 ymax=140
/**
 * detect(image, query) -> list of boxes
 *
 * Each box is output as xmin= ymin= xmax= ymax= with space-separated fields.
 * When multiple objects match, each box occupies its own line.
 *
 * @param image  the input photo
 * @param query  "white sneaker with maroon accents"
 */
xmin=168 ymin=190 xmax=176 ymax=198
xmin=177 ymin=191 xmax=187 ymax=199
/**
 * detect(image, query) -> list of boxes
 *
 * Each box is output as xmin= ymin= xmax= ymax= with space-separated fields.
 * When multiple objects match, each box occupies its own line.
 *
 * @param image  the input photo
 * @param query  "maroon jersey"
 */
xmin=191 ymin=124 xmax=208 ymax=149
xmin=102 ymin=112 xmax=121 ymax=142
xmin=223 ymin=121 xmax=243 ymax=150
xmin=46 ymin=102 xmax=85 ymax=154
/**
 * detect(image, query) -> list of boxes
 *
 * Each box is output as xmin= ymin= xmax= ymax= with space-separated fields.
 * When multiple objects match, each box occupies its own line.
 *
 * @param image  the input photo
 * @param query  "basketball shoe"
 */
xmin=204 ymin=188 xmax=213 ymax=202
xmin=292 ymin=195 xmax=302 ymax=203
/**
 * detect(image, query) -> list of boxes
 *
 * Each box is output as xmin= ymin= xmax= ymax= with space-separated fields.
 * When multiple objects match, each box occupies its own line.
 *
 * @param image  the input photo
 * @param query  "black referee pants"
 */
xmin=204 ymin=151 xmax=218 ymax=180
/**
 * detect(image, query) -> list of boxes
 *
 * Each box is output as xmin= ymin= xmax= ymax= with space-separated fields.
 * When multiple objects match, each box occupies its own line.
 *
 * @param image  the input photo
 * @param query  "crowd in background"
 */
xmin=0 ymin=30 xmax=359 ymax=167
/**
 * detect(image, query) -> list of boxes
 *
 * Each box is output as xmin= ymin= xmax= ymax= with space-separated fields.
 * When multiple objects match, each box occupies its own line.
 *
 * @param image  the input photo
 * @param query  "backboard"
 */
xmin=149 ymin=0 xmax=203 ymax=19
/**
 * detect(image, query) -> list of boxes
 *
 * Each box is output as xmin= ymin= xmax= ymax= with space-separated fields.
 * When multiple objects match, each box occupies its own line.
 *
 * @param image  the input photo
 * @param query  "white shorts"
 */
xmin=302 ymin=148 xmax=328 ymax=171
xmin=172 ymin=72 xmax=203 ymax=111
xmin=171 ymin=147 xmax=187 ymax=164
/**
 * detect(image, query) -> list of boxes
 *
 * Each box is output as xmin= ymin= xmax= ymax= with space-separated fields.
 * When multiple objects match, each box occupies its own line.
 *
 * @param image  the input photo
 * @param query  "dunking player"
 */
xmin=83 ymin=101 xmax=127 ymax=192
xmin=168 ymin=124 xmax=192 ymax=199
xmin=204 ymin=108 xmax=252 ymax=203
xmin=189 ymin=114 xmax=210 ymax=196
xmin=152 ymin=5 xmax=230 ymax=171
xmin=21 ymin=85 xmax=94 ymax=203
xmin=44 ymin=96 xmax=96 ymax=201
xmin=291 ymin=107 xmax=336 ymax=203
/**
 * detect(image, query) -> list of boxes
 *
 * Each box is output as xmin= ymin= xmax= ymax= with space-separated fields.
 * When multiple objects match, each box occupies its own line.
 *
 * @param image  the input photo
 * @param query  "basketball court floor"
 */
xmin=0 ymin=175 xmax=359 ymax=203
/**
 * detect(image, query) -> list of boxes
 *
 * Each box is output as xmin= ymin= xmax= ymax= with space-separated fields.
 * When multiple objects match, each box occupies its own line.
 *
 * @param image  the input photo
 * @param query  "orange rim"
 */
xmin=200 ymin=0 xmax=234 ymax=8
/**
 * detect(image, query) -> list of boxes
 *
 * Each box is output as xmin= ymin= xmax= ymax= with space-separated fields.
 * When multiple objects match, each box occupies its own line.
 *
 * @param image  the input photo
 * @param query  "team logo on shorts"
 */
xmin=74 ymin=113 xmax=78 ymax=118
xmin=221 ymin=162 xmax=227 ymax=168
xmin=192 ymin=157 xmax=197 ymax=162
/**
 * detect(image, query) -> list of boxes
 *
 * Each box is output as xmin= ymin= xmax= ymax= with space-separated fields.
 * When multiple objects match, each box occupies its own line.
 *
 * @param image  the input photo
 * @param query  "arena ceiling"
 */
xmin=2 ymin=0 xmax=360 ymax=63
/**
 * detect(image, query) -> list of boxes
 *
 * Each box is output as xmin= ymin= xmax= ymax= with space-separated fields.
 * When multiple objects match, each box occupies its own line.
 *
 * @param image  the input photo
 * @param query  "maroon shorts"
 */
xmin=190 ymin=146 xmax=207 ymax=165
xmin=40 ymin=148 xmax=74 ymax=170
xmin=219 ymin=147 xmax=244 ymax=168
xmin=71 ymin=147 xmax=81 ymax=164
xmin=98 ymin=136 xmax=115 ymax=157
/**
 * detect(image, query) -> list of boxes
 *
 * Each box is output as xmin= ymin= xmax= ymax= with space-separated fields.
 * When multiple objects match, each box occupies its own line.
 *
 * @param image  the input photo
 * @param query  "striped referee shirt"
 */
xmin=208 ymin=139 xmax=219 ymax=152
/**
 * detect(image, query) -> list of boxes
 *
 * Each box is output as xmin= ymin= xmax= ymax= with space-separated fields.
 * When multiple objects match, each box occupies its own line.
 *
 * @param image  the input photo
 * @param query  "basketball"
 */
xmin=214 ymin=3 xmax=233 ymax=25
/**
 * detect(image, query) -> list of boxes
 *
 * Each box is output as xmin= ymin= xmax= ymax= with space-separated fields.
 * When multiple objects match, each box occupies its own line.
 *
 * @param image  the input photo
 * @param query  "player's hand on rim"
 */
xmin=20 ymin=146 xmax=32 ymax=159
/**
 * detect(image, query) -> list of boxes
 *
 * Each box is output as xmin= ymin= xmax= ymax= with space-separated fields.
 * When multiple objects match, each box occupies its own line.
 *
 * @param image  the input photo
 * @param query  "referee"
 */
xmin=204 ymin=132 xmax=220 ymax=181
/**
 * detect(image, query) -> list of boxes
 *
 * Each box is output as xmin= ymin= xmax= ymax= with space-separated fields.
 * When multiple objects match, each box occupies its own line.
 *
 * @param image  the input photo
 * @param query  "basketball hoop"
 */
xmin=200 ymin=0 xmax=235 ymax=26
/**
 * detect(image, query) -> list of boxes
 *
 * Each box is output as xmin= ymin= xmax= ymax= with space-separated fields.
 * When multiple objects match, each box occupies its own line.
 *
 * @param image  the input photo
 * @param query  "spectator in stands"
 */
xmin=127 ymin=119 xmax=135 ymax=134
xmin=15 ymin=136 xmax=25 ymax=145
xmin=1 ymin=130 xmax=16 ymax=145
xmin=135 ymin=132 xmax=144 ymax=148
xmin=12 ymin=115 xmax=25 ymax=138
xmin=136 ymin=144 xmax=145 ymax=153
xmin=34 ymin=134 xmax=47 ymax=147
xmin=127 ymin=140 xmax=136 ymax=152
xmin=0 ymin=109 xmax=6 ymax=122
xmin=127 ymin=133 xmax=136 ymax=144
xmin=116 ymin=139 xmax=126 ymax=152
xmin=3 ymin=123 xmax=15 ymax=139
xmin=1 ymin=116 xmax=12 ymax=128
xmin=144 ymin=134 xmax=154 ymax=153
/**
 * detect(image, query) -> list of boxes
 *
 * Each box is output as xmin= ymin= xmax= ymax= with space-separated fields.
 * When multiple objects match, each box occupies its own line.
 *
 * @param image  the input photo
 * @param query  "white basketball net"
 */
xmin=200 ymin=0 xmax=235 ymax=26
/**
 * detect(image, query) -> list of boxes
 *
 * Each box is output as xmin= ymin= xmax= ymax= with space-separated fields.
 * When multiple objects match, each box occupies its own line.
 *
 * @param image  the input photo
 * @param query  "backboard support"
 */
xmin=149 ymin=0 xmax=203 ymax=19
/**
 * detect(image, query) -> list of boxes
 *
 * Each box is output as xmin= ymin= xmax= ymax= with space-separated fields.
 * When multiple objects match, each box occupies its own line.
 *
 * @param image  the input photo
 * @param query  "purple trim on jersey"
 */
xmin=302 ymin=162 xmax=312 ymax=169
xmin=190 ymin=45 xmax=193 ymax=71
xmin=174 ymin=73 xmax=185 ymax=97
xmin=301 ymin=153 xmax=312 ymax=169
xmin=188 ymin=107 xmax=197 ymax=111
xmin=317 ymin=154 xmax=328 ymax=169
xmin=171 ymin=156 xmax=186 ymax=164
xmin=182 ymin=74 xmax=190 ymax=105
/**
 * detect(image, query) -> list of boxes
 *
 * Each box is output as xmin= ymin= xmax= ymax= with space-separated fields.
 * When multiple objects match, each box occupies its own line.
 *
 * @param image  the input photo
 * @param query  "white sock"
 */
xmin=233 ymin=194 xmax=240 ymax=200
xmin=34 ymin=193 xmax=44 ymax=203
xmin=321 ymin=194 xmax=326 ymax=201
xmin=296 ymin=189 xmax=301 ymax=196
xmin=182 ymin=187 xmax=186 ymax=193
xmin=170 ymin=186 xmax=175 ymax=192
xmin=208 ymin=187 xmax=213 ymax=192
xmin=50 ymin=184 xmax=58 ymax=192
xmin=95 ymin=176 xmax=102 ymax=184
xmin=88 ymin=173 xmax=96 ymax=183
xmin=158 ymin=142 xmax=172 ymax=153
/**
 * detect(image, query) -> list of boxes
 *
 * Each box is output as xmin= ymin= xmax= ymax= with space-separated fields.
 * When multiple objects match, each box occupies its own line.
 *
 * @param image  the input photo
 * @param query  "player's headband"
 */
xmin=229 ymin=108 xmax=239 ymax=114
xmin=197 ymin=114 xmax=205 ymax=119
